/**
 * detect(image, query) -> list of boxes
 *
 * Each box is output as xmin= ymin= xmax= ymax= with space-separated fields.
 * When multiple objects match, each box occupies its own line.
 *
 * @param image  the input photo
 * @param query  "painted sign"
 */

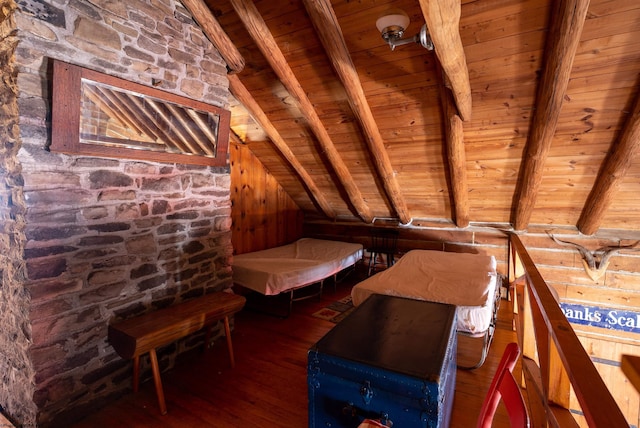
xmin=560 ymin=303 xmax=640 ymax=334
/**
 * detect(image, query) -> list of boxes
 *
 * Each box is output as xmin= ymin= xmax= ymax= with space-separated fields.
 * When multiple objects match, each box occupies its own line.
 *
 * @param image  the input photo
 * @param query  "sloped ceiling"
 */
xmin=190 ymin=0 xmax=640 ymax=234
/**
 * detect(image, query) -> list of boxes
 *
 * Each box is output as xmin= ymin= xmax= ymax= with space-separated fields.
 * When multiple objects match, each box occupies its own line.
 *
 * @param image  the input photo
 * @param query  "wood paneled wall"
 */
xmin=304 ymin=220 xmax=511 ymax=274
xmin=230 ymin=142 xmax=303 ymax=254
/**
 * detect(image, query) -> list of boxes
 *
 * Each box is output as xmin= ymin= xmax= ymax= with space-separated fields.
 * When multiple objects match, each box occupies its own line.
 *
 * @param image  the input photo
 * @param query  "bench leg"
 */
xmin=133 ymin=355 xmax=140 ymax=393
xmin=205 ymin=325 xmax=212 ymax=351
xmin=149 ymin=348 xmax=167 ymax=415
xmin=224 ymin=316 xmax=235 ymax=368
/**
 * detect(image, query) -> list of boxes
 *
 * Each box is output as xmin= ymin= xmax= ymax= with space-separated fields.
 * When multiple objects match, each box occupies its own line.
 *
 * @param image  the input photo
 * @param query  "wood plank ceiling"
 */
xmin=189 ymin=0 xmax=640 ymax=234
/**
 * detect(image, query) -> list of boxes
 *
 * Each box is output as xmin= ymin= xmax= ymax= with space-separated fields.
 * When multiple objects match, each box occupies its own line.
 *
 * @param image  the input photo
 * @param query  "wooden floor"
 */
xmin=71 ymin=265 xmax=517 ymax=427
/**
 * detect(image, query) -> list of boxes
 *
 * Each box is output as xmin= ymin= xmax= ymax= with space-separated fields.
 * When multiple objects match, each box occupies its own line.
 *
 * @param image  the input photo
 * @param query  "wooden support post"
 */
xmin=224 ymin=316 xmax=235 ymax=368
xmin=133 ymin=355 xmax=140 ymax=393
xmin=149 ymin=349 xmax=167 ymax=415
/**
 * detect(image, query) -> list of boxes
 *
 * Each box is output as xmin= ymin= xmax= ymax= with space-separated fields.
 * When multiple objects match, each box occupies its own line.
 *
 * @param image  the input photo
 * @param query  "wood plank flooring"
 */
xmin=71 ymin=266 xmax=517 ymax=427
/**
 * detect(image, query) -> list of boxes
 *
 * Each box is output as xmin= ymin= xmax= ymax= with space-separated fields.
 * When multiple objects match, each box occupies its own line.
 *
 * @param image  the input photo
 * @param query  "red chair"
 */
xmin=477 ymin=342 xmax=530 ymax=428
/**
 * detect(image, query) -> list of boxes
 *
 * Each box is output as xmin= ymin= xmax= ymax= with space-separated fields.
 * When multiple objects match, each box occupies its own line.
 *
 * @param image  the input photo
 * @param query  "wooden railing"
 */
xmin=508 ymin=233 xmax=628 ymax=427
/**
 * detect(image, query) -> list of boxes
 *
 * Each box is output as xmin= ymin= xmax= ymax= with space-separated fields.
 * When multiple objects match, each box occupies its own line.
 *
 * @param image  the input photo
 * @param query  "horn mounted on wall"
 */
xmin=546 ymin=231 xmax=640 ymax=281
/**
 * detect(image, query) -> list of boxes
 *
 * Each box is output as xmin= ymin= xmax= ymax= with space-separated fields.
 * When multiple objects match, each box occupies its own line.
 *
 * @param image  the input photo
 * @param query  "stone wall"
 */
xmin=5 ymin=0 xmax=233 ymax=425
xmin=0 ymin=1 xmax=38 ymax=426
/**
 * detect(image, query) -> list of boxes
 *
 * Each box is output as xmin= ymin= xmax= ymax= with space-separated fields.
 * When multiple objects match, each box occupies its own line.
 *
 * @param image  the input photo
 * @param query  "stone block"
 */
xmin=24 ymin=245 xmax=77 ymax=259
xmin=79 ymin=281 xmax=127 ymax=305
xmin=62 ymin=346 xmax=99 ymax=372
xmin=87 ymin=269 xmax=127 ymax=287
xmin=31 ymin=309 xmax=96 ymax=346
xmin=89 ymin=170 xmax=133 ymax=188
xmin=73 ymin=17 xmax=121 ymax=51
xmin=130 ymin=263 xmax=158 ymax=279
xmin=188 ymin=249 xmax=218 ymax=265
xmin=124 ymin=162 xmax=156 ymax=175
xmin=31 ymin=343 xmax=67 ymax=369
xmin=28 ymin=278 xmax=82 ymax=302
xmin=24 ymin=188 xmax=93 ymax=207
xmin=76 ymin=247 xmax=120 ymax=260
xmin=73 ymin=158 xmax=120 ymax=168
xmin=98 ymin=190 xmax=136 ymax=201
xmin=137 ymin=33 xmax=166 ymax=55
xmin=182 ymin=241 xmax=204 ymax=254
xmin=123 ymin=44 xmax=154 ymax=62
xmin=88 ymin=222 xmax=131 ymax=233
xmin=134 ymin=216 xmax=162 ymax=229
xmin=77 ymin=235 xmax=124 ymax=246
xmin=141 ymin=176 xmax=181 ymax=192
xmin=157 ymin=223 xmax=185 ymax=235
xmin=174 ymin=199 xmax=211 ymax=211
xmin=189 ymin=227 xmax=212 ymax=238
xmin=152 ymin=199 xmax=169 ymax=214
xmin=30 ymin=298 xmax=73 ymax=319
xmin=115 ymin=203 xmax=139 ymax=220
xmin=89 ymin=0 xmax=127 ymax=19
xmin=166 ymin=210 xmax=198 ymax=220
xmin=157 ymin=233 xmax=187 ymax=246
xmin=180 ymin=78 xmax=204 ymax=99
xmin=81 ymin=206 xmax=109 ymax=220
xmin=18 ymin=0 xmax=66 ymax=28
xmin=91 ymin=255 xmax=136 ymax=269
xmin=14 ymin=13 xmax=58 ymax=41
xmin=26 ymin=257 xmax=67 ymax=280
xmin=26 ymin=207 xmax=80 ymax=227
xmin=137 ymin=274 xmax=169 ymax=292
xmin=125 ymin=233 xmax=157 ymax=254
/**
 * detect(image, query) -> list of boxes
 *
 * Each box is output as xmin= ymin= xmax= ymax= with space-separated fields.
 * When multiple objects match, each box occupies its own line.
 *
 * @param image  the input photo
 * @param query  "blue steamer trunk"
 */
xmin=308 ymin=294 xmax=457 ymax=428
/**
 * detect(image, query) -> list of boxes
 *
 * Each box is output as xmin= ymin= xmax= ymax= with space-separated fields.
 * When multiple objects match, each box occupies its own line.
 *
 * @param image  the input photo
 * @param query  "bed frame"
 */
xmin=456 ymin=275 xmax=501 ymax=369
xmin=233 ymin=238 xmax=363 ymax=317
xmin=351 ymin=249 xmax=502 ymax=369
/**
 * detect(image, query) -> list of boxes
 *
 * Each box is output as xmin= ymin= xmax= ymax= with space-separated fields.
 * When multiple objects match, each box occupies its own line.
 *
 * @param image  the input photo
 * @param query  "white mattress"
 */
xmin=351 ymin=249 xmax=498 ymax=334
xmin=233 ymin=238 xmax=364 ymax=296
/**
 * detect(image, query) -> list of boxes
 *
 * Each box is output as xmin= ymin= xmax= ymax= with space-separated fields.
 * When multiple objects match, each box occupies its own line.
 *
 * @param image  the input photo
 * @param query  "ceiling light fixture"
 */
xmin=375 ymin=9 xmax=433 ymax=51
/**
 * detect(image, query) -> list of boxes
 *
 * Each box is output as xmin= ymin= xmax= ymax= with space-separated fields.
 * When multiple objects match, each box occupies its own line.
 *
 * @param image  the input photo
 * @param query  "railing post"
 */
xmin=548 ymin=340 xmax=571 ymax=409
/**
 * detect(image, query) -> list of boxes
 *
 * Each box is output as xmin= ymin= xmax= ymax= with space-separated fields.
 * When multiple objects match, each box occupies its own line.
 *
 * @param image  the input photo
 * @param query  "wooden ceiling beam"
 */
xmin=181 ymin=0 xmax=245 ymax=74
xmin=229 ymin=0 xmax=373 ymax=223
xmin=302 ymin=0 xmax=411 ymax=225
xmin=577 ymin=90 xmax=640 ymax=235
xmin=437 ymin=65 xmax=470 ymax=228
xmin=228 ymin=74 xmax=337 ymax=220
xmin=511 ymin=0 xmax=590 ymax=231
xmin=418 ymin=0 xmax=472 ymax=121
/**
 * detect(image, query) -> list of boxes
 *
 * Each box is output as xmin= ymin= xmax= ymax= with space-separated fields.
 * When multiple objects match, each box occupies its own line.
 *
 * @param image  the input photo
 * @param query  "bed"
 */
xmin=233 ymin=238 xmax=364 ymax=315
xmin=351 ymin=249 xmax=501 ymax=369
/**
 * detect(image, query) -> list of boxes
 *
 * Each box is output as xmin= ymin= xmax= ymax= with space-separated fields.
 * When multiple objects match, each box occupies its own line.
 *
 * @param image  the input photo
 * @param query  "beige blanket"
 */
xmin=351 ymin=249 xmax=498 ymax=334
xmin=233 ymin=238 xmax=363 ymax=295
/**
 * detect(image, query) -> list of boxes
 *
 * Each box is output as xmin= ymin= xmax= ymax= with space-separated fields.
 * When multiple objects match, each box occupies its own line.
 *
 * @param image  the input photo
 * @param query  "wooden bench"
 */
xmin=108 ymin=291 xmax=246 ymax=415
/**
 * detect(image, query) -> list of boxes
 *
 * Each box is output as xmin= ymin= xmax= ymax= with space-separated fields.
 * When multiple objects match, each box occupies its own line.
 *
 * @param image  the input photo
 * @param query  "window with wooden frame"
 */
xmin=50 ymin=59 xmax=230 ymax=167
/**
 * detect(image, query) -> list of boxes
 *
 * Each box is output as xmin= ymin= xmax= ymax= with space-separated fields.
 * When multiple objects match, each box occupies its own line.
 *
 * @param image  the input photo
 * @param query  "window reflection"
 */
xmin=79 ymin=79 xmax=220 ymax=158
